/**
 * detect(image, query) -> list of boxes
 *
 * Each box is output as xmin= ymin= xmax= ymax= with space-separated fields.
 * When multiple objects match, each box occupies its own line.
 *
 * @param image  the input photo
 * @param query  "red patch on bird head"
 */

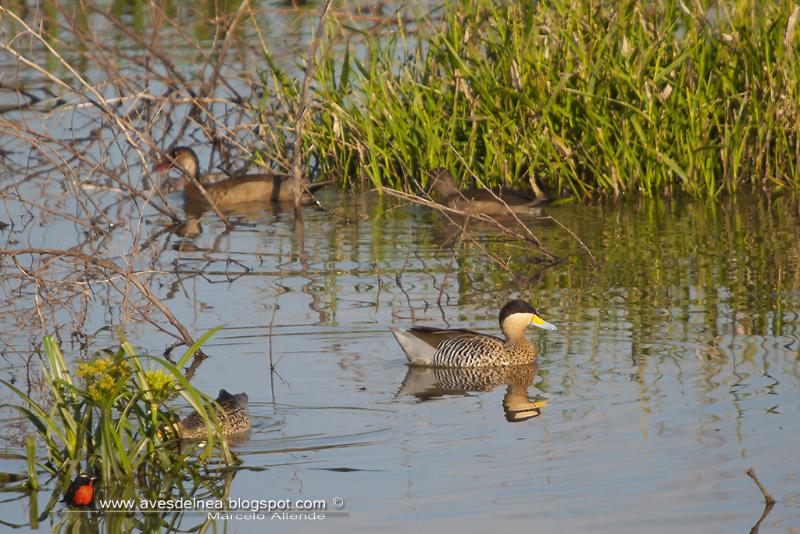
xmin=153 ymin=160 xmax=172 ymax=172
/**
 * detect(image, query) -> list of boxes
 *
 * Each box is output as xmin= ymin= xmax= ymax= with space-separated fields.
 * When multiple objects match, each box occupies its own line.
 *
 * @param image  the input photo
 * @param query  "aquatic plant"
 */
xmin=260 ymin=0 xmax=800 ymax=199
xmin=1 ymin=328 xmax=235 ymax=489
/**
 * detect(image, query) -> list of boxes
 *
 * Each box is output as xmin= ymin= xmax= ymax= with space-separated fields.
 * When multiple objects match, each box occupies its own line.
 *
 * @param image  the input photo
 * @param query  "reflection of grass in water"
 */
xmin=398 ymin=197 xmax=800 ymax=338
xmin=566 ymin=198 xmax=800 ymax=336
xmin=404 ymin=197 xmax=800 ymax=425
xmin=312 ymin=192 xmax=800 ymax=347
xmin=1 ymin=327 xmax=240 ymax=517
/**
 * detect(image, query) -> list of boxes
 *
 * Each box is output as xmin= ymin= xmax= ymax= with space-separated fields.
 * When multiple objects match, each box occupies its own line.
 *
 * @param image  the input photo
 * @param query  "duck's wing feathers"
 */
xmin=199 ymin=174 xmax=331 ymax=204
xmin=453 ymin=188 xmax=549 ymax=213
xmin=406 ymin=326 xmax=497 ymax=347
xmin=434 ymin=335 xmax=506 ymax=367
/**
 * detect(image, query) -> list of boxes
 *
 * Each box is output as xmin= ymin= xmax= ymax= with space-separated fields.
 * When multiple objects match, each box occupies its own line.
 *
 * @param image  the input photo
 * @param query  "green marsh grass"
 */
xmin=259 ymin=0 xmax=800 ymax=199
xmin=2 ymin=328 xmax=236 ymax=491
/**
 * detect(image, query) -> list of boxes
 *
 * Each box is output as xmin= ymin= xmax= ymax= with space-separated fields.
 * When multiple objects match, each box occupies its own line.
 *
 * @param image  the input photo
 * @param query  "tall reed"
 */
xmin=260 ymin=0 xmax=800 ymax=198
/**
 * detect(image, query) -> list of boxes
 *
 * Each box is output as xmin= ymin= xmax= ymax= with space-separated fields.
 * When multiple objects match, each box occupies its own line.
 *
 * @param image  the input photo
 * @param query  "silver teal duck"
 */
xmin=390 ymin=299 xmax=557 ymax=368
xmin=173 ymin=389 xmax=251 ymax=439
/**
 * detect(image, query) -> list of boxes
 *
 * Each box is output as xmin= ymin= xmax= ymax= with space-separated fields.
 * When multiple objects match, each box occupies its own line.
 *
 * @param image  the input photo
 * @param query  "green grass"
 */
xmin=258 ymin=0 xmax=800 ymax=199
xmin=2 ymin=328 xmax=236 ymax=492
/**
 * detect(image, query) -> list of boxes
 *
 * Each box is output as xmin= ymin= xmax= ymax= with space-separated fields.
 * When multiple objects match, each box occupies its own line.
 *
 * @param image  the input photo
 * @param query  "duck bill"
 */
xmin=153 ymin=160 xmax=172 ymax=172
xmin=531 ymin=314 xmax=557 ymax=331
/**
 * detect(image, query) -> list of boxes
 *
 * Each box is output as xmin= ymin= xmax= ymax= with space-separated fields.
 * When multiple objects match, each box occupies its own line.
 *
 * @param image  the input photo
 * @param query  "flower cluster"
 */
xmin=75 ymin=357 xmax=131 ymax=404
xmin=140 ymin=369 xmax=178 ymax=404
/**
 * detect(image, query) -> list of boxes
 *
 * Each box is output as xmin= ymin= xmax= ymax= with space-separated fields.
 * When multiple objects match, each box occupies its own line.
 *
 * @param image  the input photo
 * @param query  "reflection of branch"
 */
xmin=0 ymin=8 xmax=153 ymax=169
xmin=0 ymin=2 xmax=280 ymax=367
xmin=0 ymin=116 xmax=180 ymax=222
xmin=746 ymin=468 xmax=776 ymax=534
xmin=0 ymin=248 xmax=201 ymax=355
xmin=0 ymin=5 xmax=242 ymax=227
xmin=545 ymin=215 xmax=596 ymax=264
xmin=746 ymin=468 xmax=776 ymax=504
xmin=267 ymin=289 xmax=279 ymax=373
xmin=267 ymin=288 xmax=279 ymax=405
xmin=395 ymin=231 xmax=416 ymax=321
xmin=748 ymin=499 xmax=775 ymax=534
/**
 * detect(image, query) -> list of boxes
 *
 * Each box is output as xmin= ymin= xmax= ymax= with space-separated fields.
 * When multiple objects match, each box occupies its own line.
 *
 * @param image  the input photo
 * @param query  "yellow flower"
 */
xmin=75 ymin=362 xmax=92 ymax=379
xmin=77 ymin=356 xmax=131 ymax=404
xmin=141 ymin=369 xmax=178 ymax=403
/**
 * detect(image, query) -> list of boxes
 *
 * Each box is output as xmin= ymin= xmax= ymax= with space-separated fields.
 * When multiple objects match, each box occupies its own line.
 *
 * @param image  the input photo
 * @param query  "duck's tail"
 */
xmin=390 ymin=327 xmax=436 ymax=366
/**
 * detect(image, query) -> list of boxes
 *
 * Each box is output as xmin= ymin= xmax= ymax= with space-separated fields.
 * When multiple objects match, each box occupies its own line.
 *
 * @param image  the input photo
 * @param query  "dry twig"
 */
xmin=0 ymin=248 xmax=202 ymax=356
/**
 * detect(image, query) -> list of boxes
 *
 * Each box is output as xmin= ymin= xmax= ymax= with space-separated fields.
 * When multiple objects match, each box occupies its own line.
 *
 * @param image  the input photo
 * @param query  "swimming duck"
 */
xmin=427 ymin=168 xmax=548 ymax=215
xmin=390 ymin=299 xmax=556 ymax=367
xmin=154 ymin=147 xmax=327 ymax=206
xmin=173 ymin=389 xmax=251 ymax=439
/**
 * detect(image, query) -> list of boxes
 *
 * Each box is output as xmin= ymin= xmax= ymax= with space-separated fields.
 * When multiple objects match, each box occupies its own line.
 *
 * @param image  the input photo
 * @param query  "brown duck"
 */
xmin=427 ymin=168 xmax=548 ymax=215
xmin=171 ymin=389 xmax=251 ymax=439
xmin=154 ymin=147 xmax=328 ymax=206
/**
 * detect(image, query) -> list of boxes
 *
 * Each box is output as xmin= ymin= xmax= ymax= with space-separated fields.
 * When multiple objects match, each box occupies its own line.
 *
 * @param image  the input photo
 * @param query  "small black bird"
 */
xmin=63 ymin=473 xmax=97 ymax=507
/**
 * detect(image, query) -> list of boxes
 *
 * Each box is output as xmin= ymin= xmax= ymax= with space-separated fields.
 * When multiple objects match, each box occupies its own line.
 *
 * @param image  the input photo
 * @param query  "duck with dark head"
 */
xmin=391 ymin=299 xmax=557 ymax=368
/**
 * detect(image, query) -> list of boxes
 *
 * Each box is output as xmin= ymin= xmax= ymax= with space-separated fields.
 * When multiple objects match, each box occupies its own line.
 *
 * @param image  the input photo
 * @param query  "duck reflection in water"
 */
xmin=397 ymin=364 xmax=547 ymax=423
xmin=168 ymin=193 xmax=296 ymax=251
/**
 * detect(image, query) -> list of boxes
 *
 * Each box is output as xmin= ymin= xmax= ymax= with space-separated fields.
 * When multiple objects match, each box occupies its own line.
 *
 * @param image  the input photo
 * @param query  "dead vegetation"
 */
xmin=0 ymin=1 xmax=571 ymax=365
xmin=0 ymin=2 xmax=314 ymax=357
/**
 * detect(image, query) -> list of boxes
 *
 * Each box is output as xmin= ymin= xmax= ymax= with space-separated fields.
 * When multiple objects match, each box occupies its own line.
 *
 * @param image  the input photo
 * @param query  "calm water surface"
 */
xmin=1 ymin=190 xmax=799 ymax=533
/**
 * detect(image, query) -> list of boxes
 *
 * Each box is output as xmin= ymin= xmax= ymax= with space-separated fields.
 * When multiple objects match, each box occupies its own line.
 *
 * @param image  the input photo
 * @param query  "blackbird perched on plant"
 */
xmin=62 ymin=473 xmax=97 ymax=507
